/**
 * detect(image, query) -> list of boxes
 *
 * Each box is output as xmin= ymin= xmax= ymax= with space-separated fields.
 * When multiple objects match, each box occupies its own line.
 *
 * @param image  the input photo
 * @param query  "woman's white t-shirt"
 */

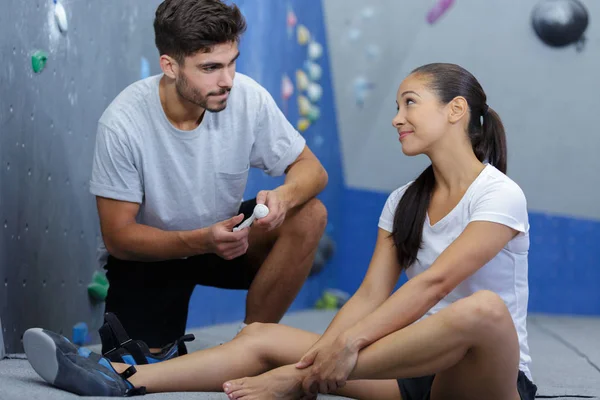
xmin=378 ymin=165 xmax=532 ymax=380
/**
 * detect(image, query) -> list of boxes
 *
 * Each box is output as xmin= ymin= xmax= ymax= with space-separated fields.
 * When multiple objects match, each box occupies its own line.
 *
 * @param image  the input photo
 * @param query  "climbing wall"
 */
xmin=0 ymin=0 xmax=343 ymax=351
xmin=0 ymin=0 xmax=162 ymax=353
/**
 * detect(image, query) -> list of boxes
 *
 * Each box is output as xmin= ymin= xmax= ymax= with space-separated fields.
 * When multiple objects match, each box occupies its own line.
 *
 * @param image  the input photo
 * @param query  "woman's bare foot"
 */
xmin=223 ymin=365 xmax=308 ymax=400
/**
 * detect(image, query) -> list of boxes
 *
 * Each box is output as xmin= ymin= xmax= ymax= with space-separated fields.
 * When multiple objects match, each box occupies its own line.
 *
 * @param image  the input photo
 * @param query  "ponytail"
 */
xmin=473 ymin=107 xmax=507 ymax=173
xmin=392 ymin=165 xmax=435 ymax=269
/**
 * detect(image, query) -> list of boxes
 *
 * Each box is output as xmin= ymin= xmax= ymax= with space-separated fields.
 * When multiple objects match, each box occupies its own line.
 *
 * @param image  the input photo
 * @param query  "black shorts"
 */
xmin=397 ymin=370 xmax=537 ymax=400
xmin=102 ymin=199 xmax=258 ymax=349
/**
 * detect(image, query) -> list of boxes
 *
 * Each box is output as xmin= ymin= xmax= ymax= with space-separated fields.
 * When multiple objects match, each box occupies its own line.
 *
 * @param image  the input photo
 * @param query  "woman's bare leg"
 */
xmin=226 ymin=290 xmax=521 ymax=400
xmin=115 ymin=323 xmax=399 ymax=399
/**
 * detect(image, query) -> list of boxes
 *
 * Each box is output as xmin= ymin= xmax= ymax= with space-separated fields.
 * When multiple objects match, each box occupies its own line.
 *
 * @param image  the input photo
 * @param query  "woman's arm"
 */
xmin=316 ymin=228 xmax=404 ymax=344
xmin=342 ymin=220 xmax=518 ymax=352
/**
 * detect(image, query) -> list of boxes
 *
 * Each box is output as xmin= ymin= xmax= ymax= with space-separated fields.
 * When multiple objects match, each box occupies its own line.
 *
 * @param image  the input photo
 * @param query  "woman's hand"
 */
xmin=297 ymin=334 xmax=359 ymax=396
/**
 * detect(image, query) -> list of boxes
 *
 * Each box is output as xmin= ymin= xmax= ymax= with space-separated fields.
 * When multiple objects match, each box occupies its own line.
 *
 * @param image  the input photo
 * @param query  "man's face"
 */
xmin=175 ymin=41 xmax=240 ymax=112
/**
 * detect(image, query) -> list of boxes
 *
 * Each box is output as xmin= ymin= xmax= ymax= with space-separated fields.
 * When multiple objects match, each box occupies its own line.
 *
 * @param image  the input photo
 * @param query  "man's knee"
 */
xmin=238 ymin=322 xmax=276 ymax=338
xmin=287 ymin=198 xmax=327 ymax=238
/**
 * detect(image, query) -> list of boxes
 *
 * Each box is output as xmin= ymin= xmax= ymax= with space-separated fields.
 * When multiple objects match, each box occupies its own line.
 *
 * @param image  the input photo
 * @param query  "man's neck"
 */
xmin=159 ymin=75 xmax=206 ymax=131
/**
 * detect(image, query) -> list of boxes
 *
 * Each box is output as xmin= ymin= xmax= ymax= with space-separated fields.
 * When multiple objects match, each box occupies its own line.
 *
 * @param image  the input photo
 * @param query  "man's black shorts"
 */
xmin=103 ymin=199 xmax=258 ymax=348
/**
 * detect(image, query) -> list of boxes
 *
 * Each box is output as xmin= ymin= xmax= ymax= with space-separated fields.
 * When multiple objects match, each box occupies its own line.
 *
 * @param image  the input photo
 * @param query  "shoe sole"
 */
xmin=23 ymin=328 xmax=60 ymax=386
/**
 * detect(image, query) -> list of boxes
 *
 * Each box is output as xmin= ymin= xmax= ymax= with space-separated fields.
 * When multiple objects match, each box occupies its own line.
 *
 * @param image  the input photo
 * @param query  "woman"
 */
xmin=24 ymin=63 xmax=538 ymax=400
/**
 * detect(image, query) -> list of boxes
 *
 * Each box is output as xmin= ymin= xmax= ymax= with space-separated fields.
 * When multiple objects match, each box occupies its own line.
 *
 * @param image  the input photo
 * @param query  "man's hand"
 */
xmin=205 ymin=214 xmax=250 ymax=260
xmin=254 ymin=190 xmax=289 ymax=231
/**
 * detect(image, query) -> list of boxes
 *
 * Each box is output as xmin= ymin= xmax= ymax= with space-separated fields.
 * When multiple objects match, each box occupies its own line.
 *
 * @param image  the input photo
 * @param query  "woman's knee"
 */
xmin=457 ymin=290 xmax=514 ymax=336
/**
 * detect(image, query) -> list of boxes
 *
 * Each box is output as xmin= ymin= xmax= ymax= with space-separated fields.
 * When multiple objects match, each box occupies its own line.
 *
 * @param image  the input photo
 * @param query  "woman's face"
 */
xmin=392 ymin=74 xmax=450 ymax=157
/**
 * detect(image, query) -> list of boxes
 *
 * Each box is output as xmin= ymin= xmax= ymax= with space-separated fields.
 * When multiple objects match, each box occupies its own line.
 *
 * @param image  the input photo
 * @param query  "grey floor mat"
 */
xmin=1 ymin=311 xmax=598 ymax=399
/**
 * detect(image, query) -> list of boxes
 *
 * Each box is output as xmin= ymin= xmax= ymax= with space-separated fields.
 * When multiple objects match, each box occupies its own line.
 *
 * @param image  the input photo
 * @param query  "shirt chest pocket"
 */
xmin=213 ymin=166 xmax=250 ymax=222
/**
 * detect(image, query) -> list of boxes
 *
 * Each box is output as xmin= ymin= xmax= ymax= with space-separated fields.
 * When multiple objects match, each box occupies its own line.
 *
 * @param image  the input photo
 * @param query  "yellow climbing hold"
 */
xmin=298 ymin=95 xmax=312 ymax=116
xmin=297 ymin=118 xmax=311 ymax=132
xmin=296 ymin=70 xmax=309 ymax=91
xmin=297 ymin=24 xmax=311 ymax=45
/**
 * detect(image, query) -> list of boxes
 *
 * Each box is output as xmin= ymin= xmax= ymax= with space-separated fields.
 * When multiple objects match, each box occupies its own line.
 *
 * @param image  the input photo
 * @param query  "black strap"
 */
xmin=176 ymin=334 xmax=195 ymax=356
xmin=100 ymin=312 xmax=196 ymax=365
xmin=100 ymin=313 xmax=148 ymax=365
xmin=118 ymin=365 xmax=137 ymax=380
xmin=100 ymin=313 xmax=131 ymax=355
xmin=104 ymin=313 xmax=133 ymax=346
xmin=119 ymin=366 xmax=146 ymax=397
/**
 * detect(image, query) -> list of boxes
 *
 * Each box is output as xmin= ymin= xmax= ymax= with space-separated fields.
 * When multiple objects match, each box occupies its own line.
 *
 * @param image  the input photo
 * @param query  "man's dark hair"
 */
xmin=154 ymin=0 xmax=247 ymax=64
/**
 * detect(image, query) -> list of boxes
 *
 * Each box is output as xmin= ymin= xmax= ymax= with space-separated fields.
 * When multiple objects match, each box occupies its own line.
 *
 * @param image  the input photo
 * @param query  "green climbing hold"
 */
xmin=87 ymin=271 xmax=109 ymax=302
xmin=307 ymin=106 xmax=321 ymax=123
xmin=315 ymin=289 xmax=350 ymax=310
xmin=31 ymin=50 xmax=48 ymax=73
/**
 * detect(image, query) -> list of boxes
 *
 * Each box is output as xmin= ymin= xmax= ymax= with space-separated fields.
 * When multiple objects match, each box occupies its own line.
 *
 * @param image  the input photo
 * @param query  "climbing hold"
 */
xmin=72 ymin=322 xmax=89 ymax=345
xmin=307 ymin=83 xmax=323 ymax=102
xmin=287 ymin=5 xmax=297 ymax=38
xmin=298 ymin=95 xmax=312 ymax=116
xmin=287 ymin=8 xmax=297 ymax=28
xmin=87 ymin=271 xmax=109 ymax=302
xmin=54 ymin=1 xmax=68 ymax=34
xmin=318 ymin=234 xmax=336 ymax=261
xmin=426 ymin=0 xmax=455 ymax=25
xmin=310 ymin=234 xmax=335 ymax=276
xmin=297 ymin=25 xmax=311 ymax=45
xmin=308 ymin=41 xmax=323 ymax=60
xmin=365 ymin=44 xmax=381 ymax=60
xmin=304 ymin=60 xmax=322 ymax=81
xmin=315 ymin=289 xmax=350 ymax=310
xmin=281 ymin=74 xmax=294 ymax=100
xmin=348 ymin=28 xmax=362 ymax=42
xmin=312 ymin=252 xmax=326 ymax=276
xmin=353 ymin=76 xmax=375 ymax=107
xmin=31 ymin=51 xmax=48 ymax=73
xmin=361 ymin=7 xmax=375 ymax=19
xmin=307 ymin=105 xmax=321 ymax=123
xmin=297 ymin=118 xmax=311 ymax=132
xmin=296 ymin=70 xmax=309 ymax=91
xmin=140 ymin=57 xmax=150 ymax=79
xmin=313 ymin=134 xmax=325 ymax=148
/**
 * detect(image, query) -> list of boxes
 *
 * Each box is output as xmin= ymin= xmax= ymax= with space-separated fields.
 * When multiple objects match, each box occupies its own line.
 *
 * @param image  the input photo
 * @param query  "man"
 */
xmin=90 ymin=0 xmax=328 ymax=357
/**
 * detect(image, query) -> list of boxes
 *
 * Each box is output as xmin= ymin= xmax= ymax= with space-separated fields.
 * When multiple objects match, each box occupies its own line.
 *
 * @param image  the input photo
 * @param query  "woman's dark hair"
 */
xmin=392 ymin=63 xmax=507 ymax=269
xmin=154 ymin=0 xmax=247 ymax=64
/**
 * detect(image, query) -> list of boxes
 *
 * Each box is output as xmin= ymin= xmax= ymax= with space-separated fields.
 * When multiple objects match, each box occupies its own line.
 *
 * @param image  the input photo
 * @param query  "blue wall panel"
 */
xmin=528 ymin=214 xmax=600 ymax=315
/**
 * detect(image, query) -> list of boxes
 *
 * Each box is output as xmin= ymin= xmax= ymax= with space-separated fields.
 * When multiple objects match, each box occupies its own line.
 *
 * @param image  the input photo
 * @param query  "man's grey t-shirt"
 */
xmin=90 ymin=73 xmax=306 ymax=266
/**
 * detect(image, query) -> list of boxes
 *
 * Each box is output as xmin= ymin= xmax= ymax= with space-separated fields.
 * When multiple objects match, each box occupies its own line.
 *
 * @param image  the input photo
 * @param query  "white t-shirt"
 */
xmin=378 ymin=165 xmax=532 ymax=380
xmin=90 ymin=73 xmax=306 ymax=266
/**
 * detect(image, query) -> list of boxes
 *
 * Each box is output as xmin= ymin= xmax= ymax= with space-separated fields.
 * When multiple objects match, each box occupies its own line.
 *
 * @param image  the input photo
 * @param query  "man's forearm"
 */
xmin=276 ymin=158 xmax=328 ymax=209
xmin=105 ymin=223 xmax=209 ymax=262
